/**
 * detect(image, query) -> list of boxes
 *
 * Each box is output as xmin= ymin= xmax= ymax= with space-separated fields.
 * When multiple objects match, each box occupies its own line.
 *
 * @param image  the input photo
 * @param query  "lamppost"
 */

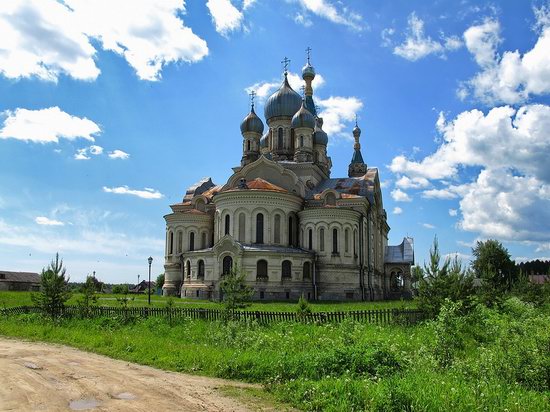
xmin=148 ymin=256 xmax=153 ymax=305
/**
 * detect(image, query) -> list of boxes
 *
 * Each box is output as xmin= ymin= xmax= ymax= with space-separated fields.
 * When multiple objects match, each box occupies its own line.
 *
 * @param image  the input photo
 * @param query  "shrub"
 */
xmin=32 ymin=253 xmax=71 ymax=320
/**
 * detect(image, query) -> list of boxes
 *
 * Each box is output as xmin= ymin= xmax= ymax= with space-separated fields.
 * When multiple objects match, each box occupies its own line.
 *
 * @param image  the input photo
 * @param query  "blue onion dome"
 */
xmin=314 ymin=118 xmax=328 ymax=145
xmin=302 ymin=62 xmax=316 ymax=79
xmin=240 ymin=106 xmax=264 ymax=134
xmin=264 ymin=75 xmax=302 ymax=120
xmin=260 ymin=131 xmax=268 ymax=148
xmin=291 ymin=100 xmax=315 ymax=129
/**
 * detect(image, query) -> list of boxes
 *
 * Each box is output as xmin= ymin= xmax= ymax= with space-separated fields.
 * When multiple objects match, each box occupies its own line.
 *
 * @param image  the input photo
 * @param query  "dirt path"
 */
xmin=0 ymin=337 xmax=264 ymax=412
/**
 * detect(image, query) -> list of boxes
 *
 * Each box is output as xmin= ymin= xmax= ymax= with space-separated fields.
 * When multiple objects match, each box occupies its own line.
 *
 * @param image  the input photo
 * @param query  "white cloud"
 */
xmin=0 ymin=0 xmax=208 ymax=82
xmin=422 ymin=188 xmax=459 ymax=199
xmin=206 ymin=0 xmax=244 ymax=36
xmin=381 ymin=27 xmax=395 ymax=47
xmin=317 ymin=96 xmax=362 ymax=138
xmin=295 ymin=13 xmax=313 ymax=28
xmin=246 ymin=71 xmax=325 ymax=102
xmin=35 ymin=216 xmax=64 ymax=226
xmin=393 ymin=12 xmax=462 ymax=61
xmin=391 ymin=188 xmax=412 ymax=202
xmin=108 ymin=150 xmax=130 ymax=160
xmin=243 ymin=0 xmax=257 ymax=11
xmin=460 ymin=10 xmax=550 ymax=104
xmin=393 ymin=207 xmax=403 ymax=215
xmin=295 ymin=0 xmax=363 ymax=31
xmin=0 ymin=107 xmax=100 ymax=143
xmin=390 ymin=104 xmax=550 ymax=247
xmin=395 ymin=176 xmax=430 ymax=189
xmin=449 ymin=209 xmax=458 ymax=217
xmin=422 ymin=223 xmax=436 ymax=229
xmin=103 ymin=186 xmax=163 ymax=199
xmin=74 ymin=144 xmax=103 ymax=160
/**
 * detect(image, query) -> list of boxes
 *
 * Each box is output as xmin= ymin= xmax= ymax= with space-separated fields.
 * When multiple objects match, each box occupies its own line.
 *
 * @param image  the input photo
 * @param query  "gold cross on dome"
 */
xmin=249 ymin=90 xmax=256 ymax=107
xmin=306 ymin=47 xmax=312 ymax=64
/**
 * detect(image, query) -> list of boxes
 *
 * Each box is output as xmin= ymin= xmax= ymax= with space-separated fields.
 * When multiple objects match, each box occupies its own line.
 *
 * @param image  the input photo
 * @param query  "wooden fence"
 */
xmin=0 ymin=305 xmax=428 ymax=326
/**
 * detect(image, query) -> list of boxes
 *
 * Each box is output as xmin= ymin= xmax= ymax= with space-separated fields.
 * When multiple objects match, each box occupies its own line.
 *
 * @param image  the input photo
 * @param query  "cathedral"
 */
xmin=163 ymin=53 xmax=414 ymax=301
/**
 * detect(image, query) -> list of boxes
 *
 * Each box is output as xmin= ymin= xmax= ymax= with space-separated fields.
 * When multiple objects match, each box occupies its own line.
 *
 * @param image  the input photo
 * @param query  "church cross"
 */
xmin=249 ymin=90 xmax=256 ymax=108
xmin=306 ymin=46 xmax=312 ymax=64
xmin=281 ymin=56 xmax=291 ymax=74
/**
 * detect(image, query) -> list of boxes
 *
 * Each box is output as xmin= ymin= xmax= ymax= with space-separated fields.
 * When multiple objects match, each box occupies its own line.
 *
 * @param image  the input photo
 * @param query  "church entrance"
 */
xmin=222 ymin=256 xmax=233 ymax=275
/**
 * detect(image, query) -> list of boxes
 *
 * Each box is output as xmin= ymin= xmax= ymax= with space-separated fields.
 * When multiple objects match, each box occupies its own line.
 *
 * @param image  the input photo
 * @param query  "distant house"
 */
xmin=0 ymin=271 xmax=41 ymax=291
xmin=129 ymin=280 xmax=155 ymax=294
xmin=529 ymin=274 xmax=549 ymax=285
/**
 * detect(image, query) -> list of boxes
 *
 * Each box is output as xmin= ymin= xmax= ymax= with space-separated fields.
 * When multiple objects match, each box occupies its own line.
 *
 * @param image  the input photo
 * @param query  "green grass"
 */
xmin=0 ymin=291 xmax=416 ymax=311
xmin=0 ymin=299 xmax=548 ymax=411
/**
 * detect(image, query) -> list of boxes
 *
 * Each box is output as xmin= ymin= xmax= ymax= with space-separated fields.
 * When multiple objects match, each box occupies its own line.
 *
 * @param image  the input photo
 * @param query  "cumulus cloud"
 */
xmin=391 ymin=188 xmax=412 ymax=202
xmin=422 ymin=223 xmax=436 ymax=229
xmin=108 ymin=150 xmax=130 ymax=160
xmin=393 ymin=207 xmax=403 ymax=215
xmin=295 ymin=0 xmax=363 ymax=31
xmin=74 ymin=145 xmax=103 ymax=160
xmin=206 ymin=0 xmax=244 ymax=36
xmin=103 ymin=186 xmax=163 ymax=199
xmin=393 ymin=12 xmax=462 ymax=61
xmin=35 ymin=216 xmax=64 ymax=226
xmin=390 ymin=104 xmax=550 ymax=246
xmin=395 ymin=176 xmax=430 ymax=189
xmin=0 ymin=107 xmax=100 ymax=143
xmin=449 ymin=209 xmax=458 ymax=217
xmin=459 ymin=9 xmax=550 ymax=104
xmin=0 ymin=0 xmax=208 ymax=82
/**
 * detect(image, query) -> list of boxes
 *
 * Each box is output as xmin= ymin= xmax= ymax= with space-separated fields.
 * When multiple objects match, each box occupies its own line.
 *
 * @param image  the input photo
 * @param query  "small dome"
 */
xmin=314 ymin=129 xmax=328 ymax=145
xmin=240 ymin=107 xmax=264 ymax=134
xmin=353 ymin=123 xmax=361 ymax=136
xmin=291 ymin=101 xmax=315 ymax=129
xmin=264 ymin=75 xmax=302 ymax=121
xmin=302 ymin=63 xmax=316 ymax=79
xmin=260 ymin=131 xmax=268 ymax=148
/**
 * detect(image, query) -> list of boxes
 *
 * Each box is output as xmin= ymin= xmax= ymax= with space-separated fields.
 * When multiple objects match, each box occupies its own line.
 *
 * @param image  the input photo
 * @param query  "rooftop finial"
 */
xmin=249 ymin=90 xmax=256 ymax=109
xmin=281 ymin=56 xmax=291 ymax=75
xmin=355 ymin=113 xmax=358 ymax=127
xmin=306 ymin=46 xmax=312 ymax=64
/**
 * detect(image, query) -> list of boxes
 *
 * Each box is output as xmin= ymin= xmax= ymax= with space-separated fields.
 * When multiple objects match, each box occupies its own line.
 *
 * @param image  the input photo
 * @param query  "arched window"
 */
xmin=197 ymin=260 xmax=205 ymax=280
xmin=201 ymin=232 xmax=207 ymax=249
xmin=277 ymin=128 xmax=284 ymax=149
xmin=288 ymin=216 xmax=293 ymax=246
xmin=247 ymin=140 xmax=251 ymax=151
xmin=224 ymin=214 xmax=230 ymax=236
xmin=195 ymin=198 xmax=205 ymax=212
xmin=186 ymin=260 xmax=191 ymax=278
xmin=222 ymin=256 xmax=233 ymax=275
xmin=303 ymin=262 xmax=311 ymax=279
xmin=169 ymin=231 xmax=174 ymax=254
xmin=282 ymin=260 xmax=292 ymax=279
xmin=257 ymin=260 xmax=268 ymax=279
xmin=189 ymin=232 xmax=195 ymax=251
xmin=308 ymin=229 xmax=313 ymax=250
xmin=319 ymin=228 xmax=325 ymax=252
xmin=238 ymin=213 xmax=245 ymax=242
xmin=274 ymin=214 xmax=281 ymax=244
xmin=299 ymin=135 xmax=304 ymax=147
xmin=177 ymin=231 xmax=183 ymax=253
xmin=345 ymin=229 xmax=350 ymax=253
xmin=256 ymin=213 xmax=264 ymax=244
xmin=326 ymin=192 xmax=336 ymax=206
xmin=332 ymin=228 xmax=339 ymax=254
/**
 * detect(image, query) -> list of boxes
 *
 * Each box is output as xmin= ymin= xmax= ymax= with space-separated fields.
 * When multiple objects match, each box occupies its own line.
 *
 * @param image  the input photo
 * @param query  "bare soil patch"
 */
xmin=0 ymin=337 xmax=267 ymax=412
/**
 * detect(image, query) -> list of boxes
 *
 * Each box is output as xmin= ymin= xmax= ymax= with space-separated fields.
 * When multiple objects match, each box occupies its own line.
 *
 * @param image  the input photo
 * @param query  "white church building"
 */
xmin=163 ymin=53 xmax=414 ymax=301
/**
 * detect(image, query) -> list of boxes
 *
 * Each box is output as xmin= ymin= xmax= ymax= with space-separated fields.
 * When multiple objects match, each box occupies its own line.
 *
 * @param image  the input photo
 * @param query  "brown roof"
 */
xmin=182 ymin=209 xmax=208 ymax=215
xmin=226 ymin=178 xmax=288 ymax=193
xmin=201 ymin=185 xmax=223 ymax=199
xmin=0 ymin=271 xmax=40 ymax=283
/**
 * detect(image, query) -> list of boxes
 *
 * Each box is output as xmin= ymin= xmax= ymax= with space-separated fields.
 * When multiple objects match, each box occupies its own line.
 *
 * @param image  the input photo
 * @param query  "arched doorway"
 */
xmin=222 ymin=256 xmax=233 ymax=275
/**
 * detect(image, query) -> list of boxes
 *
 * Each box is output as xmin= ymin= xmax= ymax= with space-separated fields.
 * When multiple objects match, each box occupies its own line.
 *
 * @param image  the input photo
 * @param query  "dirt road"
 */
xmin=0 ymin=337 xmax=263 ymax=412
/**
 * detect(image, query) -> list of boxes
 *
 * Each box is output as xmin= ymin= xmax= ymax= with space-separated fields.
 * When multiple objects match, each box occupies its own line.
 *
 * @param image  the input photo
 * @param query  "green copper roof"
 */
xmin=351 ymin=149 xmax=364 ymax=164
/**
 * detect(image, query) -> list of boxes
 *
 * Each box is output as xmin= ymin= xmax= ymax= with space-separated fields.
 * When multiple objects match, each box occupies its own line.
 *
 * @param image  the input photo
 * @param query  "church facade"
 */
xmin=163 ymin=54 xmax=414 ymax=301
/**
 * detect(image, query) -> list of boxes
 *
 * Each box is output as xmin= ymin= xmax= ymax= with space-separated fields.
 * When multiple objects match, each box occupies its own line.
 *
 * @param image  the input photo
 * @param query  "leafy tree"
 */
xmin=156 ymin=273 xmax=165 ymax=290
xmin=416 ymin=237 xmax=475 ymax=317
xmin=472 ymin=239 xmax=516 ymax=304
xmin=77 ymin=275 xmax=98 ymax=317
xmin=112 ymin=284 xmax=129 ymax=294
xmin=219 ymin=263 xmax=253 ymax=315
xmin=32 ymin=253 xmax=71 ymax=320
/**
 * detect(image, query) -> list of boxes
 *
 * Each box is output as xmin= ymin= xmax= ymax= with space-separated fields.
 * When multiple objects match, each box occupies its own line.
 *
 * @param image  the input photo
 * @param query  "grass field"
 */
xmin=0 ymin=295 xmax=548 ymax=411
xmin=0 ymin=291 xmax=416 ymax=311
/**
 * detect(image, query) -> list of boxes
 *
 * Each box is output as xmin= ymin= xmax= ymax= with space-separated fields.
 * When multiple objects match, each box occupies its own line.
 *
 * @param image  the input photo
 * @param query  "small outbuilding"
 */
xmin=0 ymin=271 xmax=41 ymax=291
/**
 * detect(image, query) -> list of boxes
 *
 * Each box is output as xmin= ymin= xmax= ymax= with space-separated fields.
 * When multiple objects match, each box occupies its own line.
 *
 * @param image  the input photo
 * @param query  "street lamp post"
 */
xmin=148 ymin=256 xmax=153 ymax=305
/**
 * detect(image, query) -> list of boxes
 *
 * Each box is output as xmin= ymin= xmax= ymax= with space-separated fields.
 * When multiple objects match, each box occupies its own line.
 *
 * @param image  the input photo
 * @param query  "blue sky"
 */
xmin=1 ymin=0 xmax=549 ymax=283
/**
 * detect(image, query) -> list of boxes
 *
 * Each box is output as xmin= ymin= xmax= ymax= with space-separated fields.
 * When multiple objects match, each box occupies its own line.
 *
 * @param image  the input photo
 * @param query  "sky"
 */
xmin=1 ymin=0 xmax=549 ymax=283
